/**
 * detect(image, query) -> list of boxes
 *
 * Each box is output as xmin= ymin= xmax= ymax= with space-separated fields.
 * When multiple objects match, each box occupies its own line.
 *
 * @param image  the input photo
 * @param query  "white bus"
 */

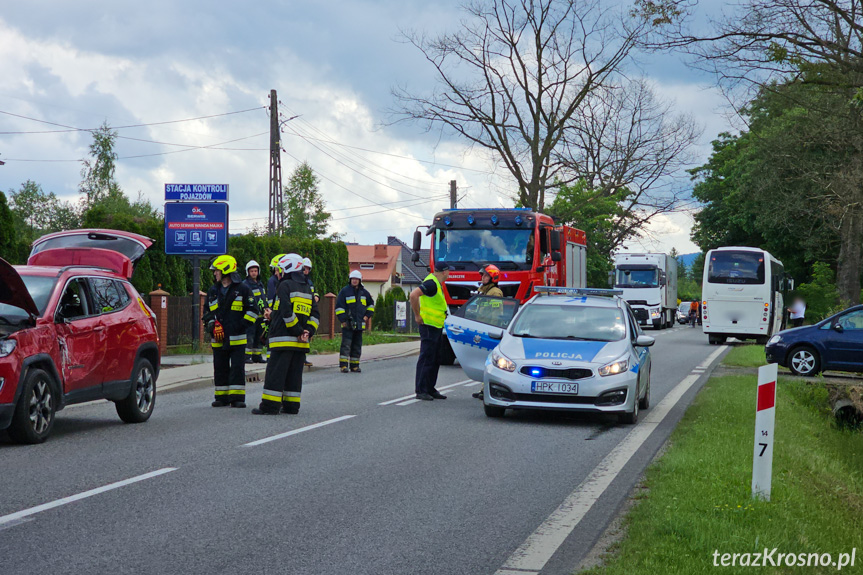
xmin=701 ymin=247 xmax=787 ymax=345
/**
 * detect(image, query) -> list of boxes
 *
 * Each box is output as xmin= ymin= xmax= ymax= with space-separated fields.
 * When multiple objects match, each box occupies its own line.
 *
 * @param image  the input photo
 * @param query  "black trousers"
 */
xmin=791 ymin=318 xmax=804 ymax=328
xmin=260 ymin=349 xmax=306 ymax=413
xmin=213 ymin=344 xmax=246 ymax=403
xmin=340 ymin=329 xmax=363 ymax=369
xmin=245 ymin=320 xmax=265 ymax=359
xmin=415 ymin=324 xmax=442 ymax=395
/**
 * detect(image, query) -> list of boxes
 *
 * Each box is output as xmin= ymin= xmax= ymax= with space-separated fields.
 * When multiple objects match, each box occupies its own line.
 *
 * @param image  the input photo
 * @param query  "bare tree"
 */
xmin=393 ymin=0 xmax=655 ymax=211
xmin=556 ymin=77 xmax=701 ymax=248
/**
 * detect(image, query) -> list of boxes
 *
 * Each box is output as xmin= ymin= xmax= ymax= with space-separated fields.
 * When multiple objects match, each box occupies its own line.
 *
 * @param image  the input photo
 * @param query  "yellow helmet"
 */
xmin=270 ymin=253 xmax=287 ymax=270
xmin=210 ymin=255 xmax=238 ymax=274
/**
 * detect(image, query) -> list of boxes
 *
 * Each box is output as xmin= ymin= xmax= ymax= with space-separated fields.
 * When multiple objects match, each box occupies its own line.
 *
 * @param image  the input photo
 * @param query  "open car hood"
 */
xmin=0 ymin=258 xmax=40 ymax=318
xmin=28 ymin=229 xmax=153 ymax=279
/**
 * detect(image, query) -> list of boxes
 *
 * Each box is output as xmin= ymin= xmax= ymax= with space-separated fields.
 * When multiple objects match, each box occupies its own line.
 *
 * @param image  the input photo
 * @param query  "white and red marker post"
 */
xmin=752 ymin=363 xmax=778 ymax=501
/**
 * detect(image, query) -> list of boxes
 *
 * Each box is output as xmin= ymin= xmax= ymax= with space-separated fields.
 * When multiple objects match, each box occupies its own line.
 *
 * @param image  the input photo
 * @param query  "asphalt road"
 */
xmin=1 ymin=324 xmax=725 ymax=575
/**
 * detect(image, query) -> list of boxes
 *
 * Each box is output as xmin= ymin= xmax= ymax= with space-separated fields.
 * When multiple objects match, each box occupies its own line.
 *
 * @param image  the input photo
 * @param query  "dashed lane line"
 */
xmin=243 ymin=415 xmax=357 ymax=447
xmin=495 ymin=345 xmax=728 ymax=574
xmin=0 ymin=468 xmax=177 ymax=528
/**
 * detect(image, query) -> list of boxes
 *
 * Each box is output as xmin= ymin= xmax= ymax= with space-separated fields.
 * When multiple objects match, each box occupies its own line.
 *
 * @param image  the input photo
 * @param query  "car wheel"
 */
xmin=788 ymin=346 xmax=820 ymax=376
xmin=484 ymin=404 xmax=506 ymax=418
xmin=116 ymin=359 xmax=156 ymax=423
xmin=8 ymin=369 xmax=57 ymax=444
xmin=708 ymin=335 xmax=727 ymax=345
xmin=638 ymin=372 xmax=650 ymax=410
xmin=619 ymin=395 xmax=638 ymax=424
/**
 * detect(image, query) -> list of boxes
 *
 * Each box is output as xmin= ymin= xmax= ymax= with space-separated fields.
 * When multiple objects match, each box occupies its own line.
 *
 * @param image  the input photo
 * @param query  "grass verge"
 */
xmin=722 ymin=344 xmax=767 ymax=368
xmin=582 ymin=375 xmax=863 ymax=574
xmin=308 ymin=332 xmax=415 ymax=355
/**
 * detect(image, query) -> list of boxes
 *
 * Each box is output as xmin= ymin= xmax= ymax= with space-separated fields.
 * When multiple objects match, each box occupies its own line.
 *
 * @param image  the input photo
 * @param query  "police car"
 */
xmin=444 ymin=287 xmax=654 ymax=423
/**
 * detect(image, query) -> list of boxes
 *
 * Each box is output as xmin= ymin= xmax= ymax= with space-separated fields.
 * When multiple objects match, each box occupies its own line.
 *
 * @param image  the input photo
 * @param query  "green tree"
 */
xmin=795 ymin=262 xmax=841 ymax=322
xmin=79 ymin=122 xmax=119 ymax=207
xmin=283 ymin=162 xmax=332 ymax=240
xmin=0 ymin=191 xmax=20 ymax=262
xmin=547 ymin=180 xmax=630 ymax=287
xmin=8 ymin=180 xmax=80 ymax=245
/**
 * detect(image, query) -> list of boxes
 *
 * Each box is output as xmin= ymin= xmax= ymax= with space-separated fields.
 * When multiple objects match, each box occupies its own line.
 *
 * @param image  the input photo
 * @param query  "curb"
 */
xmin=157 ymin=348 xmax=421 ymax=395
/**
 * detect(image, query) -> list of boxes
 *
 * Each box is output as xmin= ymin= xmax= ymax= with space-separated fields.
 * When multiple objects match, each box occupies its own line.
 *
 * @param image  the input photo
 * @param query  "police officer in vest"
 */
xmin=335 ymin=270 xmax=375 ymax=373
xmin=203 ymin=255 xmax=258 ymax=408
xmin=242 ymin=260 xmax=267 ymax=364
xmin=409 ymin=264 xmax=450 ymax=400
xmin=253 ymin=253 xmax=320 ymax=415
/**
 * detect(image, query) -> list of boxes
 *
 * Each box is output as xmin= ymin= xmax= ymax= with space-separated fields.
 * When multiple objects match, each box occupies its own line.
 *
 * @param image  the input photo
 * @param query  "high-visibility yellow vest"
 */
xmin=420 ymin=273 xmax=447 ymax=328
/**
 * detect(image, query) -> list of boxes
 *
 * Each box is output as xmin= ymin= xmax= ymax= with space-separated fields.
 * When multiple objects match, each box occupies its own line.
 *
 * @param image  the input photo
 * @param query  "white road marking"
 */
xmin=243 ymin=415 xmax=356 ymax=447
xmin=495 ymin=345 xmax=728 ymax=574
xmin=0 ymin=468 xmax=177 ymax=528
xmin=379 ymin=380 xmax=472 ymax=405
xmin=397 ymin=399 xmax=420 ymax=406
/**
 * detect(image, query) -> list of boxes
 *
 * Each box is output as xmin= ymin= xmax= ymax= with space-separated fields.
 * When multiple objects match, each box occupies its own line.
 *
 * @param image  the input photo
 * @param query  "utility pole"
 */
xmin=449 ymin=180 xmax=457 ymax=209
xmin=268 ymin=89 xmax=284 ymax=235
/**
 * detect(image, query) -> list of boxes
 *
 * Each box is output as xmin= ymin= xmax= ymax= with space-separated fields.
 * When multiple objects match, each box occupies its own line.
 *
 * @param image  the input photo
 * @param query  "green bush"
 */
xmin=795 ymin=261 xmax=840 ymax=323
xmin=372 ymin=286 xmax=408 ymax=331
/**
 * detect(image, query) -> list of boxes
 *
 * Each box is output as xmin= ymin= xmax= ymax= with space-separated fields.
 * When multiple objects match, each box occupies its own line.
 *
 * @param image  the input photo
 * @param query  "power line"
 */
xmin=0 ymin=107 xmax=264 ymax=134
xmin=281 ymin=148 xmax=432 ymax=222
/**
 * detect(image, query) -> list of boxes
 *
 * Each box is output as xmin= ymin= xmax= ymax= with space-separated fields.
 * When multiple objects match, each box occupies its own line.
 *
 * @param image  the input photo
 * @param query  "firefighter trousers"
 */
xmin=213 ymin=344 xmax=246 ymax=403
xmin=339 ymin=328 xmax=363 ymax=369
xmin=245 ymin=320 xmax=265 ymax=361
xmin=260 ymin=349 xmax=306 ymax=413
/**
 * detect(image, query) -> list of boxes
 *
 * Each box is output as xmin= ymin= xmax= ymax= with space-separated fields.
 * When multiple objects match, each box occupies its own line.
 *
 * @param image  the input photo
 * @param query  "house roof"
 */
xmin=388 ymin=236 xmax=430 ymax=284
xmin=347 ymin=244 xmax=401 ymax=283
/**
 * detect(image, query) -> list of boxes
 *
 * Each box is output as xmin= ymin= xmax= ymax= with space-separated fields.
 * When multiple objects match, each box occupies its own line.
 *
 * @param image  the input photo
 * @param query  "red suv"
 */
xmin=0 ymin=229 xmax=160 ymax=444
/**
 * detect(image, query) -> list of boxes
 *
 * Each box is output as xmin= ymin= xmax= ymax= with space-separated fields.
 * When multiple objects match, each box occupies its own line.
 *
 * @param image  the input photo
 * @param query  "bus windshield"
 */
xmin=614 ymin=266 xmax=659 ymax=288
xmin=434 ymin=228 xmax=534 ymax=269
xmin=708 ymin=251 xmax=765 ymax=285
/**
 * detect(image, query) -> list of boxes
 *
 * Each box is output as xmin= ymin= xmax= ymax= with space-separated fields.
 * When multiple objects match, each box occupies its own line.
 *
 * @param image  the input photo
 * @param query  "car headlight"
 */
xmin=0 ymin=339 xmax=17 ymax=358
xmin=491 ymin=348 xmax=516 ymax=372
xmin=599 ymin=357 xmax=629 ymax=377
xmin=767 ymin=335 xmax=782 ymax=346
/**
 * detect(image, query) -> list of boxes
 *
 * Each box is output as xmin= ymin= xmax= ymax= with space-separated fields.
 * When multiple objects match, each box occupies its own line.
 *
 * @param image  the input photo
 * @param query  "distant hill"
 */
xmin=677 ymin=253 xmax=700 ymax=268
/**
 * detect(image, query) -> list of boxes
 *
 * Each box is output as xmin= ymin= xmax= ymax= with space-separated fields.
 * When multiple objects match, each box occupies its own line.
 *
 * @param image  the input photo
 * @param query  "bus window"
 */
xmin=708 ymin=251 xmax=765 ymax=284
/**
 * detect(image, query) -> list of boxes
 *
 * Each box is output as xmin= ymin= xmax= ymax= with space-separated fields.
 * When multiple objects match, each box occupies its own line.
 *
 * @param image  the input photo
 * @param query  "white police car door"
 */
xmin=444 ymin=295 xmax=520 ymax=381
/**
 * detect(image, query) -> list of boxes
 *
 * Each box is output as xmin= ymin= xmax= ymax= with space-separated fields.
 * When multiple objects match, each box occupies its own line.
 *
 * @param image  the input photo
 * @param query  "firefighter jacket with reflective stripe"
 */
xmin=242 ymin=277 xmax=266 ymax=315
xmin=266 ymin=274 xmax=279 ymax=307
xmin=478 ymin=283 xmax=504 ymax=298
xmin=203 ymin=275 xmax=258 ymax=348
xmin=335 ymin=284 xmax=375 ymax=330
xmin=268 ymin=272 xmax=320 ymax=351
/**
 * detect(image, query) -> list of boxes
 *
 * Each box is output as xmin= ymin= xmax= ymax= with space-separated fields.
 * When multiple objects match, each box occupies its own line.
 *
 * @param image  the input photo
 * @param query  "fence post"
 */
xmin=325 ymin=293 xmax=337 ymax=340
xmin=149 ymin=289 xmax=170 ymax=358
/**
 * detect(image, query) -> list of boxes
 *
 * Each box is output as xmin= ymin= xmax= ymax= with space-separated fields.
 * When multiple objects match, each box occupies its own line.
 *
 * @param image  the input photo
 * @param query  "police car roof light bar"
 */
xmin=534 ymin=287 xmax=623 ymax=297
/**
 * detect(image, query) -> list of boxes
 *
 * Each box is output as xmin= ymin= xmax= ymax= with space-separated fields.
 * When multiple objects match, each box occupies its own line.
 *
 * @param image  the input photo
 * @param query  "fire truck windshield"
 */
xmin=434 ymin=228 xmax=534 ymax=269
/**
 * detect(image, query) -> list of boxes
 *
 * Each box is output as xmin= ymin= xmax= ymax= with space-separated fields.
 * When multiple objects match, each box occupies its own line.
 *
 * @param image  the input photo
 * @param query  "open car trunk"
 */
xmin=28 ymin=229 xmax=153 ymax=279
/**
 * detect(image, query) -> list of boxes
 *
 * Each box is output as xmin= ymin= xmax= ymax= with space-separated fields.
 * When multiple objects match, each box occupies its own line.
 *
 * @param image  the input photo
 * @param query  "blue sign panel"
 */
xmin=164 ymin=183 xmax=229 ymax=201
xmin=164 ymin=202 xmax=229 ymax=255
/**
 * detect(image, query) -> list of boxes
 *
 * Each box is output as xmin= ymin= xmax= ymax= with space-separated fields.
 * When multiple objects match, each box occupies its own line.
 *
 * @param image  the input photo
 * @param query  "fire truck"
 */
xmin=412 ymin=208 xmax=587 ymax=363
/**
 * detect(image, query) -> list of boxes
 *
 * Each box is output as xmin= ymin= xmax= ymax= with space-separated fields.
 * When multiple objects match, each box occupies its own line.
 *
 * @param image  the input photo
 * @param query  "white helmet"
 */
xmin=302 ymin=257 xmax=312 ymax=269
xmin=277 ymin=253 xmax=304 ymax=274
xmin=349 ymin=270 xmax=363 ymax=281
xmin=245 ymin=260 xmax=260 ymax=274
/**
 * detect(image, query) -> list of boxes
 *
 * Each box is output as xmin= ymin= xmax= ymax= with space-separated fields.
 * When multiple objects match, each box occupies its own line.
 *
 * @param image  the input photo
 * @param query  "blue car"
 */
xmin=765 ymin=305 xmax=863 ymax=376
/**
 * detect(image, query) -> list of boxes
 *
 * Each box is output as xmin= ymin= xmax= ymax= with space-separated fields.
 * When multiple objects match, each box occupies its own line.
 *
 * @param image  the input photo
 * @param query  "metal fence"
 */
xmin=166 ymin=295 xmax=198 ymax=346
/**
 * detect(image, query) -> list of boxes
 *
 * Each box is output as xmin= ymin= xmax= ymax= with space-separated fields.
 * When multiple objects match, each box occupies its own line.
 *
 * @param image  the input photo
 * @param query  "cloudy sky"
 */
xmin=0 ymin=0 xmax=731 ymax=255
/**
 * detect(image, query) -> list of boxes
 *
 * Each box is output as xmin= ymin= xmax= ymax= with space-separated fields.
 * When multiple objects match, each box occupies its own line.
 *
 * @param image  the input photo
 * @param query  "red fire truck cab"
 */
xmin=412 ymin=208 xmax=587 ymax=363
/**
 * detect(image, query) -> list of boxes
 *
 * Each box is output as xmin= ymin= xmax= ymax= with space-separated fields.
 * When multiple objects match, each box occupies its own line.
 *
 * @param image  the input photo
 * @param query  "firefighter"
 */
xmin=203 ymin=255 xmax=258 ymax=408
xmin=302 ymin=257 xmax=319 ymax=368
xmin=242 ymin=260 xmax=267 ymax=364
xmin=253 ymin=253 xmax=320 ymax=415
xmin=266 ymin=253 xmax=286 ymax=307
xmin=478 ymin=264 xmax=504 ymax=297
xmin=335 ymin=270 xmax=375 ymax=373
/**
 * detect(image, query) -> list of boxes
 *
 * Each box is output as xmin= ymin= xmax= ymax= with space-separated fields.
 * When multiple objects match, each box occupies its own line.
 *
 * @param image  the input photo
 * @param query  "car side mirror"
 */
xmin=489 ymin=329 xmax=504 ymax=340
xmin=412 ymin=230 xmax=422 ymax=252
xmin=635 ymin=335 xmax=655 ymax=347
xmin=535 ymin=265 xmax=545 ymax=273
xmin=551 ymin=252 xmax=562 ymax=262
xmin=550 ymin=230 xmax=561 ymax=251
xmin=833 ymin=323 xmax=844 ymax=333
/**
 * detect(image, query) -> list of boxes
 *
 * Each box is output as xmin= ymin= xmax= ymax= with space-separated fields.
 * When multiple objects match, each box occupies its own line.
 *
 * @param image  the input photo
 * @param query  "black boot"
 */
xmin=251 ymin=406 xmax=279 ymax=415
xmin=281 ymin=403 xmax=300 ymax=414
xmin=212 ymin=400 xmax=230 ymax=407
